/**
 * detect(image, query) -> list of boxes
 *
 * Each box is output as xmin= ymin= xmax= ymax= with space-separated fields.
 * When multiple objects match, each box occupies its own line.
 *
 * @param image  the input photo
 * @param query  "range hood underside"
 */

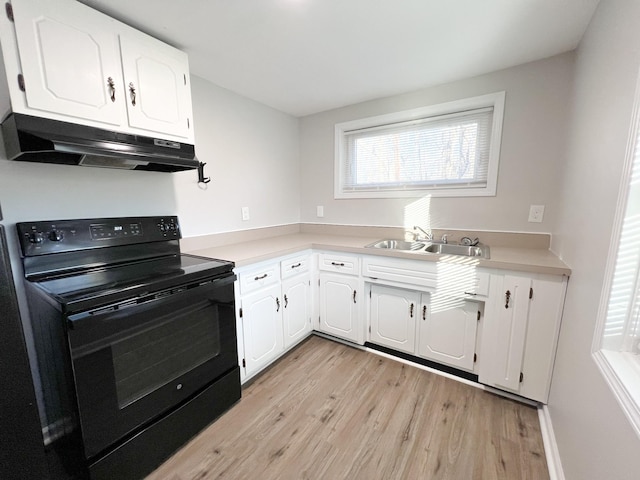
xmin=1 ymin=113 xmax=198 ymax=172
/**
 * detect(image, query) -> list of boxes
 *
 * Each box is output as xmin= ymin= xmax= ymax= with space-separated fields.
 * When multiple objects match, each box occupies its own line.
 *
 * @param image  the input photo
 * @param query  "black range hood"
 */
xmin=1 ymin=113 xmax=198 ymax=172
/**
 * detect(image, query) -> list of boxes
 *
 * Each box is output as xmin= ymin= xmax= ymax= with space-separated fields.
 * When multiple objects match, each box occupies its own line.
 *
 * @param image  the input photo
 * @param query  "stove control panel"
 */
xmin=17 ymin=216 xmax=182 ymax=257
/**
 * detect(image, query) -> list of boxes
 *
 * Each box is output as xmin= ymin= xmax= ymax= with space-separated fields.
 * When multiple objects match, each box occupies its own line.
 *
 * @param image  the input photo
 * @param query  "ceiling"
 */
xmin=79 ymin=0 xmax=600 ymax=117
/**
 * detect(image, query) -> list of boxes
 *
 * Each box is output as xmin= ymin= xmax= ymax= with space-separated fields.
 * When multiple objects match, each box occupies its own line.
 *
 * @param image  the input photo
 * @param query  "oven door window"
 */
xmin=111 ymin=302 xmax=221 ymax=409
xmin=67 ymin=275 xmax=237 ymax=459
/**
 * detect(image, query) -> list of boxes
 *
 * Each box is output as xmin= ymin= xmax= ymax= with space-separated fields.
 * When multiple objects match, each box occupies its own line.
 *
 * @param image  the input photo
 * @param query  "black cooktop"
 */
xmin=17 ymin=216 xmax=235 ymax=313
xmin=31 ymin=253 xmax=234 ymax=312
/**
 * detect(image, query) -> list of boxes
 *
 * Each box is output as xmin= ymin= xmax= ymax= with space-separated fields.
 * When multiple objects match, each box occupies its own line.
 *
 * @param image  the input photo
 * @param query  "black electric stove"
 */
xmin=17 ymin=216 xmax=241 ymax=479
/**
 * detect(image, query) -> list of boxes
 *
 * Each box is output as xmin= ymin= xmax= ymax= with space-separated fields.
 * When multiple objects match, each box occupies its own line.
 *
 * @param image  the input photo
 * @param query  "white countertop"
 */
xmin=188 ymin=232 xmax=571 ymax=276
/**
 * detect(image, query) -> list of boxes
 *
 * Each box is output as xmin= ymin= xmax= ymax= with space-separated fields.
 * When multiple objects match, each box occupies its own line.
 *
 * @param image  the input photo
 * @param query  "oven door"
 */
xmin=67 ymin=273 xmax=238 ymax=459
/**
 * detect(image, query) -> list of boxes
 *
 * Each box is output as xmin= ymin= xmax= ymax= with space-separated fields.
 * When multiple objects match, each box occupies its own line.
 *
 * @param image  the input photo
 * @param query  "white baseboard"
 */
xmin=538 ymin=405 xmax=565 ymax=480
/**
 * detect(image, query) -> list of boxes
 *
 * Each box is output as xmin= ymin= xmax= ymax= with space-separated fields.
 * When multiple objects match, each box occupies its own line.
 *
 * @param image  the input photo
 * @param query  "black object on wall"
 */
xmin=0 ymin=223 xmax=47 ymax=479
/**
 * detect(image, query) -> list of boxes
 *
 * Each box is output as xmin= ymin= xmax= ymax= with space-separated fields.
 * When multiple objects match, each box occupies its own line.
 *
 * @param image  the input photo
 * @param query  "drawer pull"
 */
xmin=464 ymin=291 xmax=477 ymax=296
xmin=254 ymin=274 xmax=268 ymax=281
xmin=331 ymin=262 xmax=345 ymax=267
xmin=290 ymin=263 xmax=302 ymax=269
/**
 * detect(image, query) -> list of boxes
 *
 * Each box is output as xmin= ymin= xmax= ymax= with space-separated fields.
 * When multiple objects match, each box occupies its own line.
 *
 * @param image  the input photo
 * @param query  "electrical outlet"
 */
xmin=528 ymin=205 xmax=545 ymax=223
xmin=316 ymin=205 xmax=324 ymax=218
xmin=241 ymin=207 xmax=250 ymax=221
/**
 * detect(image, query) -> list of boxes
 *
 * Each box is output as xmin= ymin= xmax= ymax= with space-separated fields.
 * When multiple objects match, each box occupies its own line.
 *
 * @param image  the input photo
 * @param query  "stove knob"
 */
xmin=28 ymin=232 xmax=44 ymax=244
xmin=48 ymin=230 xmax=64 ymax=242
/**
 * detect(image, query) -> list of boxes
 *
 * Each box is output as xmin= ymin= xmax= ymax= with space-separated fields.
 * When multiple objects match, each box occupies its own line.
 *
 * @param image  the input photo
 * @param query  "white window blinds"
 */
xmin=343 ymin=108 xmax=493 ymax=192
xmin=334 ymin=92 xmax=505 ymax=199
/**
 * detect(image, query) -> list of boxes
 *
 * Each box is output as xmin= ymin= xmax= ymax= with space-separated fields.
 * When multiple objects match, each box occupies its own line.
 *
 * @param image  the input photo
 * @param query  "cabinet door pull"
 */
xmin=254 ymin=273 xmax=268 ymax=281
xmin=284 ymin=294 xmax=288 ymax=308
xmin=290 ymin=262 xmax=302 ymax=269
xmin=129 ymin=82 xmax=137 ymax=106
xmin=276 ymin=297 xmax=280 ymax=312
xmin=353 ymin=290 xmax=357 ymax=303
xmin=410 ymin=303 xmax=414 ymax=318
xmin=505 ymin=290 xmax=511 ymax=309
xmin=422 ymin=305 xmax=427 ymax=320
xmin=331 ymin=262 xmax=345 ymax=267
xmin=107 ymin=77 xmax=116 ymax=102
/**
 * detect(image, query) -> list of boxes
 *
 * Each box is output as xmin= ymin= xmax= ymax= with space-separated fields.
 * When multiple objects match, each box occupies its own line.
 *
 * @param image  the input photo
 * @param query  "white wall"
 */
xmin=549 ymin=1 xmax=640 ymax=479
xmin=299 ymin=53 xmax=574 ymax=233
xmin=174 ymin=76 xmax=300 ymax=238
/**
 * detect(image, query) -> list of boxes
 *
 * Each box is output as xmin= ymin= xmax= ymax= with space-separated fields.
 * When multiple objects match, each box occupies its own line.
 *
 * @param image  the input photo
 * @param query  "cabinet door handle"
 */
xmin=353 ymin=290 xmax=357 ymax=303
xmin=410 ymin=303 xmax=414 ymax=318
xmin=284 ymin=294 xmax=288 ymax=308
xmin=290 ymin=263 xmax=302 ymax=269
xmin=129 ymin=82 xmax=137 ymax=106
xmin=107 ymin=77 xmax=116 ymax=102
xmin=276 ymin=297 xmax=280 ymax=312
xmin=505 ymin=290 xmax=511 ymax=309
xmin=422 ymin=305 xmax=427 ymax=320
xmin=254 ymin=274 xmax=268 ymax=281
xmin=331 ymin=262 xmax=345 ymax=267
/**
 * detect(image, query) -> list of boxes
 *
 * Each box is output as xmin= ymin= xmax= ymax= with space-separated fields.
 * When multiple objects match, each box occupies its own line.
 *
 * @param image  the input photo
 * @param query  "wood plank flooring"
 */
xmin=147 ymin=336 xmax=548 ymax=480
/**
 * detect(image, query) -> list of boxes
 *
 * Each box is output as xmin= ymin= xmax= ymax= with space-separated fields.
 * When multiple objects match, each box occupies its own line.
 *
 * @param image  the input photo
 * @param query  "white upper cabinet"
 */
xmin=11 ymin=0 xmax=124 ymax=125
xmin=119 ymin=30 xmax=192 ymax=139
xmin=4 ymin=0 xmax=194 ymax=142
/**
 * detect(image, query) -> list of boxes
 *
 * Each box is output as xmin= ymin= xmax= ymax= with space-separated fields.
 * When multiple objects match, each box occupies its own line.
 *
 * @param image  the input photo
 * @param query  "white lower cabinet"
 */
xmin=478 ymin=273 xmax=567 ymax=403
xmin=418 ymin=295 xmax=481 ymax=372
xmin=282 ymin=273 xmax=311 ymax=349
xmin=369 ymin=284 xmax=419 ymax=354
xmin=318 ymin=273 xmax=361 ymax=344
xmin=240 ymin=283 xmax=284 ymax=378
xmin=236 ymin=254 xmax=312 ymax=381
xmin=235 ymin=249 xmax=567 ymax=404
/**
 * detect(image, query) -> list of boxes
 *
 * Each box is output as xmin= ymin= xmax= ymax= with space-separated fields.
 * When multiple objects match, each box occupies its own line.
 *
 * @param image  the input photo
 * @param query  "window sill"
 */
xmin=594 ymin=349 xmax=640 ymax=438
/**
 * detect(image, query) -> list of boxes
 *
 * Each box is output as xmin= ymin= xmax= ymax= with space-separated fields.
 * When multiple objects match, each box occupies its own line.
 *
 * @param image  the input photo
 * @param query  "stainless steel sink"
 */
xmin=366 ymin=239 xmax=426 ymax=251
xmin=365 ymin=238 xmax=490 ymax=258
xmin=423 ymin=243 xmax=490 ymax=258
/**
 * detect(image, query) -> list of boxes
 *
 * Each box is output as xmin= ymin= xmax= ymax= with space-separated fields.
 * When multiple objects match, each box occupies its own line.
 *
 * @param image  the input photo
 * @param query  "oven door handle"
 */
xmin=67 ymin=274 xmax=236 ymax=356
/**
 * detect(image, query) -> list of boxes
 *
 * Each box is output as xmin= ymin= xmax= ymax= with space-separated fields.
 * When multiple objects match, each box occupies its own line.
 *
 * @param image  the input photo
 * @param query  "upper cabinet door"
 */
xmin=11 ymin=0 xmax=124 ymax=125
xmin=119 ymin=32 xmax=193 ymax=140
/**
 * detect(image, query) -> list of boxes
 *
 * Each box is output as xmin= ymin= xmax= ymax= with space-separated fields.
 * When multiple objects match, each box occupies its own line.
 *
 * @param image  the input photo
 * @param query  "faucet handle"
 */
xmin=441 ymin=233 xmax=449 ymax=244
xmin=460 ymin=236 xmax=472 ymax=246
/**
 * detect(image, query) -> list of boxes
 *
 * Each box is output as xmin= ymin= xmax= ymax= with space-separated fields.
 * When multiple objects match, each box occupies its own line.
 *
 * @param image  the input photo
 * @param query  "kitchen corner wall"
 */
xmin=549 ymin=0 xmax=640 ymax=479
xmin=173 ymin=76 xmax=301 ymax=238
xmin=298 ymin=52 xmax=575 ymax=234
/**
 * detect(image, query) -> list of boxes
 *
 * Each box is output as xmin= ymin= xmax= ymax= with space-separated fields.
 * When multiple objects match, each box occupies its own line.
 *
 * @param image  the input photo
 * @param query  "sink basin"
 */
xmin=365 ymin=238 xmax=490 ymax=258
xmin=366 ymin=240 xmax=426 ymax=251
xmin=424 ymin=243 xmax=490 ymax=258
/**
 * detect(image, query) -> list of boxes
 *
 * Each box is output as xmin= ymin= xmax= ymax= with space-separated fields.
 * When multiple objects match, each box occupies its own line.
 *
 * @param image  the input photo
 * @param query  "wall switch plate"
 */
xmin=241 ymin=207 xmax=250 ymax=221
xmin=316 ymin=205 xmax=324 ymax=218
xmin=528 ymin=205 xmax=545 ymax=223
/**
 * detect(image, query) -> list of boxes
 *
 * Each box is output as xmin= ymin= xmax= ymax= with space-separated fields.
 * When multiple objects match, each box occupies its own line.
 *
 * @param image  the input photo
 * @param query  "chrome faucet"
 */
xmin=412 ymin=225 xmax=433 ymax=241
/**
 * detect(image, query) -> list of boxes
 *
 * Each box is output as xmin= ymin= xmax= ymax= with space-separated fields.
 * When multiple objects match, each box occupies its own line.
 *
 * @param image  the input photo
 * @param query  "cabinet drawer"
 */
xmin=318 ymin=253 xmax=359 ymax=275
xmin=362 ymin=256 xmax=438 ymax=288
xmin=238 ymin=264 xmax=279 ymax=294
xmin=281 ymin=254 xmax=310 ymax=279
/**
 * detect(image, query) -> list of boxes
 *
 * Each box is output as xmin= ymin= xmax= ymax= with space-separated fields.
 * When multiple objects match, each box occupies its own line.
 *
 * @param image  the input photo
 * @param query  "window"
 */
xmin=594 ymin=78 xmax=640 ymax=438
xmin=334 ymin=92 xmax=505 ymax=199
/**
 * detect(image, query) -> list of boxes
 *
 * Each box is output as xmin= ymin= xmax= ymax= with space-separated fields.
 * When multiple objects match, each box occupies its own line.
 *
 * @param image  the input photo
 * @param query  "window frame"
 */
xmin=334 ymin=92 xmax=506 ymax=199
xmin=593 ymin=70 xmax=640 ymax=439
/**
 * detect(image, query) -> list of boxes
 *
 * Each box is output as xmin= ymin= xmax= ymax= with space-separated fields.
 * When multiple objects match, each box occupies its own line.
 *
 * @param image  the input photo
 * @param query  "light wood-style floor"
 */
xmin=147 ymin=336 xmax=548 ymax=480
